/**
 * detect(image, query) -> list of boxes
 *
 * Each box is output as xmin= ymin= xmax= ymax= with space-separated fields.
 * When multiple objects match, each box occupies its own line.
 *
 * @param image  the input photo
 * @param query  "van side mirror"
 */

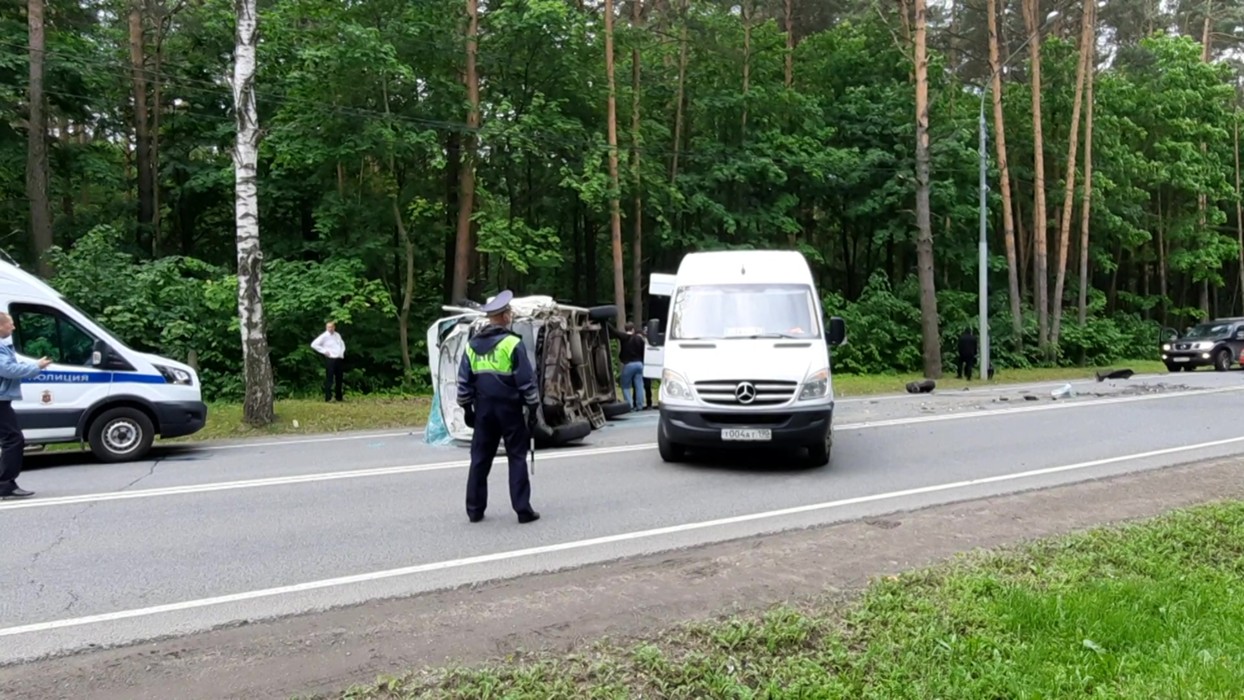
xmin=828 ymin=316 xmax=847 ymax=346
xmin=91 ymin=339 xmax=108 ymax=367
xmin=646 ymin=318 xmax=662 ymax=347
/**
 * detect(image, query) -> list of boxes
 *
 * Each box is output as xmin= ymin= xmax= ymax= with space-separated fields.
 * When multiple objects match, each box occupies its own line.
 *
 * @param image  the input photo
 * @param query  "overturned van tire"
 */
xmin=601 ymin=400 xmax=631 ymax=419
xmin=534 ymin=418 xmax=592 ymax=448
xmin=588 ymin=305 xmax=618 ymax=322
xmin=88 ymin=406 xmax=155 ymax=463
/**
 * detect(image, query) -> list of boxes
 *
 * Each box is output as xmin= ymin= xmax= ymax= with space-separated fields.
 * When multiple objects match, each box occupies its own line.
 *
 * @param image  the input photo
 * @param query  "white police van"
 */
xmin=0 ymin=258 xmax=206 ymax=462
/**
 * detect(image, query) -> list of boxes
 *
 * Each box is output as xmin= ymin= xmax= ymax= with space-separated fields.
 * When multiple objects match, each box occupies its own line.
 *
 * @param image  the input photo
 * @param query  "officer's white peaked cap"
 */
xmin=480 ymin=290 xmax=514 ymax=317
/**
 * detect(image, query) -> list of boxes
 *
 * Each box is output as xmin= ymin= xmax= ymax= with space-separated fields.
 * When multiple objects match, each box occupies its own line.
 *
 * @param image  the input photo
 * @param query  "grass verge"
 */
xmin=330 ymin=499 xmax=1244 ymax=699
xmin=181 ymin=361 xmax=1165 ymax=442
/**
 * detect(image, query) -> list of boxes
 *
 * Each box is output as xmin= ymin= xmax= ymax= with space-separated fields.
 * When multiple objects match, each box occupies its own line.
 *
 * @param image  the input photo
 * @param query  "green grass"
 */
xmin=327 ymin=500 xmax=1244 ymax=699
xmin=178 ymin=362 xmax=1167 ymax=443
xmin=174 ymin=396 xmax=432 ymax=443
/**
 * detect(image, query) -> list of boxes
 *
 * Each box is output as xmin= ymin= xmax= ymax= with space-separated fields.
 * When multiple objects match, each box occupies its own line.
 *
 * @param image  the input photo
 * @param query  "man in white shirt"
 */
xmin=310 ymin=321 xmax=346 ymax=402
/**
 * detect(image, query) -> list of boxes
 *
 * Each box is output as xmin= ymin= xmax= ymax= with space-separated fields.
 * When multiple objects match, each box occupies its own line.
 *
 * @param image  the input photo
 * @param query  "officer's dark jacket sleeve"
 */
xmin=457 ymin=351 xmax=475 ymax=407
xmin=511 ymin=338 xmax=540 ymax=406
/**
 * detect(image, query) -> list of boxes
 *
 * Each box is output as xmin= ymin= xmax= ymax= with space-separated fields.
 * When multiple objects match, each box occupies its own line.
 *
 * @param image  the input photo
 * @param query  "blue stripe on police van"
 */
xmin=34 ymin=371 xmax=167 ymax=384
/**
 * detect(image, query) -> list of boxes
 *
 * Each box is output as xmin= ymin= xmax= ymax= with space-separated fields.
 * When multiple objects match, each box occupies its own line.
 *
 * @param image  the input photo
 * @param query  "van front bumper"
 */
xmin=659 ymin=405 xmax=832 ymax=448
xmin=157 ymin=400 xmax=208 ymax=439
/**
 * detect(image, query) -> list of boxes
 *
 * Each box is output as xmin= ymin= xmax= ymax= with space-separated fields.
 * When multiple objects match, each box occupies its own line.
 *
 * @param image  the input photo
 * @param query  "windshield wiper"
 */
xmin=737 ymin=332 xmax=804 ymax=339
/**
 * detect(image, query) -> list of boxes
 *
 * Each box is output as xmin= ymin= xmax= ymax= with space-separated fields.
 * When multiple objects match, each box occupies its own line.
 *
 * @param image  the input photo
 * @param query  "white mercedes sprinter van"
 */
xmin=645 ymin=250 xmax=847 ymax=466
xmin=0 ymin=258 xmax=207 ymax=462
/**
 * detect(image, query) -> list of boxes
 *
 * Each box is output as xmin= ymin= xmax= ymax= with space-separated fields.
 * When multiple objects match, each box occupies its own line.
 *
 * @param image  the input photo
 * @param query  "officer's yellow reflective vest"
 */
xmin=466 ymin=334 xmax=521 ymax=374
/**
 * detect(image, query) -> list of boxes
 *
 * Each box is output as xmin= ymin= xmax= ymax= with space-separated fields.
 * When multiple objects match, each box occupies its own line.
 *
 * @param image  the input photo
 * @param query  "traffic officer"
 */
xmin=456 ymin=290 xmax=541 ymax=524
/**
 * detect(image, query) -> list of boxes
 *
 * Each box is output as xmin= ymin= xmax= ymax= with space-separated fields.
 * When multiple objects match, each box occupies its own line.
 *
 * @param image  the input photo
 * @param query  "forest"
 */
xmin=3 ymin=0 xmax=1243 ymax=406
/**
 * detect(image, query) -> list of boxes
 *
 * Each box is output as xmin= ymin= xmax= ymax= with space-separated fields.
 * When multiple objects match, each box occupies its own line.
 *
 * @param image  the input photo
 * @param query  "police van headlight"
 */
xmin=660 ymin=369 xmax=693 ymax=401
xmin=799 ymin=368 xmax=830 ymax=401
xmin=155 ymin=364 xmax=194 ymax=386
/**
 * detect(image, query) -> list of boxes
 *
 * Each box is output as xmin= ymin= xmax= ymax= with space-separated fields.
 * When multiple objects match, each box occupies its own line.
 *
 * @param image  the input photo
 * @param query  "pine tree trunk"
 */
xmin=784 ymin=0 xmax=794 ymax=88
xmin=987 ymin=0 xmax=1022 ymax=348
xmin=1024 ymin=0 xmax=1050 ymax=354
xmin=232 ymin=0 xmax=275 ymax=426
xmin=452 ymin=0 xmax=480 ymax=303
xmin=129 ymin=0 xmax=156 ymax=248
xmin=914 ymin=0 xmax=942 ymax=378
xmin=629 ymin=0 xmax=644 ymax=325
xmin=1050 ymin=1 xmax=1092 ymax=348
xmin=605 ymin=0 xmax=627 ymax=326
xmin=26 ymin=0 xmax=52 ymax=277
xmin=1076 ymin=0 xmax=1096 ymax=326
xmin=669 ymin=0 xmax=688 ymax=184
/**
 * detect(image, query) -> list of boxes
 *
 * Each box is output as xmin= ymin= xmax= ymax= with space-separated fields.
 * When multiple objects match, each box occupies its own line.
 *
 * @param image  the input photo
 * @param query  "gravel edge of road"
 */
xmin=2 ymin=455 xmax=1241 ymax=700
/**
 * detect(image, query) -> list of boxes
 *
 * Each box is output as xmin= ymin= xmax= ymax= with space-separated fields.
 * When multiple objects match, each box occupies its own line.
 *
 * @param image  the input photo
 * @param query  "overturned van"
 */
xmin=427 ymin=295 xmax=631 ymax=448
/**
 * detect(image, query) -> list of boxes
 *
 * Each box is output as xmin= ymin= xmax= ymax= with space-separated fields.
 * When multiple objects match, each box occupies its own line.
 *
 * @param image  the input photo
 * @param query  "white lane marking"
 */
xmin=6 ymin=385 xmax=1241 ymax=512
xmin=4 ymin=432 xmax=1242 ymax=639
xmin=197 ymin=430 xmax=421 ymax=451
xmin=1 ymin=444 xmax=654 ymax=511
xmin=834 ymin=373 xmax=1170 ymax=403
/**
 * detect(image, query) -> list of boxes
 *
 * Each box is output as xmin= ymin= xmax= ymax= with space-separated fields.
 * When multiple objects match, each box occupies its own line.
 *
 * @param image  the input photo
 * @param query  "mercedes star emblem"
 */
xmin=735 ymin=382 xmax=757 ymax=404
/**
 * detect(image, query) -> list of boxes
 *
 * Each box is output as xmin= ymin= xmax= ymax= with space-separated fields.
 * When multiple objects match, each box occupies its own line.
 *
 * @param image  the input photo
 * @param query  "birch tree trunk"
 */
xmin=1050 ymin=1 xmax=1093 ymax=348
xmin=914 ymin=0 xmax=942 ymax=378
xmin=987 ymin=0 xmax=1022 ymax=348
xmin=1077 ymin=0 xmax=1096 ymax=325
xmin=232 ymin=0 xmax=275 ymax=426
xmin=605 ymin=0 xmax=627 ymax=327
xmin=451 ymin=0 xmax=480 ymax=303
xmin=27 ymin=0 xmax=53 ymax=277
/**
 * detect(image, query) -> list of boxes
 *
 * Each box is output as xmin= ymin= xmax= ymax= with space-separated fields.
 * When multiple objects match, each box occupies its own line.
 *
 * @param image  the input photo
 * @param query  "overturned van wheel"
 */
xmin=88 ymin=407 xmax=155 ymax=463
xmin=601 ymin=400 xmax=631 ymax=420
xmin=535 ymin=418 xmax=592 ymax=448
xmin=588 ymin=305 xmax=618 ymax=322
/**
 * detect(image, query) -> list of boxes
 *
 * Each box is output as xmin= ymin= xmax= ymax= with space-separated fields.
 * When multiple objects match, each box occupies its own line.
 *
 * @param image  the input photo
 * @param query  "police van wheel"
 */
xmin=88 ymin=407 xmax=155 ymax=463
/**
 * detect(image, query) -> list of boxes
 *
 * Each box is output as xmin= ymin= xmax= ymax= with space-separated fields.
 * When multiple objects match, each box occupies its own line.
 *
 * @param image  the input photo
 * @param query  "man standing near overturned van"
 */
xmin=0 ymin=312 xmax=52 ymax=499
xmin=311 ymin=321 xmax=346 ymax=402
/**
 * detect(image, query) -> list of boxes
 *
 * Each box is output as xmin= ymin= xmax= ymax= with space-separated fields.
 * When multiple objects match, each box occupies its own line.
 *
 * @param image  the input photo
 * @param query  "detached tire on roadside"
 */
xmin=88 ymin=406 xmax=155 ymax=463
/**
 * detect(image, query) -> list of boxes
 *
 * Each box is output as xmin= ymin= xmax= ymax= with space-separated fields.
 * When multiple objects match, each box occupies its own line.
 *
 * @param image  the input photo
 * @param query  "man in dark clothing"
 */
xmin=457 ymin=290 xmax=541 ymax=524
xmin=957 ymin=328 xmax=978 ymax=380
xmin=607 ymin=322 xmax=647 ymax=410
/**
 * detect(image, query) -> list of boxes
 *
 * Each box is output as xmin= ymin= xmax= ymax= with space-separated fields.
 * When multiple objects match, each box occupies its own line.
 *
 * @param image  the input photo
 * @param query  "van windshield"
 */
xmin=670 ymin=283 xmax=820 ymax=340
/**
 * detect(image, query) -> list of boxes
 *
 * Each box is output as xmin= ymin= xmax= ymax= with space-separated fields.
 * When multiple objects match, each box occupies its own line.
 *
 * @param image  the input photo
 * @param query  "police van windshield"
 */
xmin=58 ymin=295 xmax=134 ymax=352
xmin=669 ymin=283 xmax=820 ymax=340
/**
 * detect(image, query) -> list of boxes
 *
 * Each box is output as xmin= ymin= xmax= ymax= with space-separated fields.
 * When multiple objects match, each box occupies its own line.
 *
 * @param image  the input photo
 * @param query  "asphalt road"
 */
xmin=1 ymin=369 xmax=1242 ymax=666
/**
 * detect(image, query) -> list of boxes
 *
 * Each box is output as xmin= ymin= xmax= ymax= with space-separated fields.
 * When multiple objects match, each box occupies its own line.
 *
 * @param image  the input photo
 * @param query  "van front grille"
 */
xmin=694 ymin=380 xmax=797 ymax=406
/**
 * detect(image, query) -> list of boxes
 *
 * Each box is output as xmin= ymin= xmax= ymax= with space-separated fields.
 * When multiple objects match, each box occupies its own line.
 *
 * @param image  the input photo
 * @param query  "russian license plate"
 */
xmin=1174 ymin=357 xmax=1190 ymax=362
xmin=722 ymin=428 xmax=772 ymax=441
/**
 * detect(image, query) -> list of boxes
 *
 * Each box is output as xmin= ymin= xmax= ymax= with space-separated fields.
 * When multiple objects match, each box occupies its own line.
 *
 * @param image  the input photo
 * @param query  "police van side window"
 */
xmin=10 ymin=304 xmax=97 ymax=366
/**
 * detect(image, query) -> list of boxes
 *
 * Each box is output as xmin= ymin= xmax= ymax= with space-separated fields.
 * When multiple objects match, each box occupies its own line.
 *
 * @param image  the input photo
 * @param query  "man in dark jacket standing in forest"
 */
xmin=456 ymin=291 xmax=541 ymax=524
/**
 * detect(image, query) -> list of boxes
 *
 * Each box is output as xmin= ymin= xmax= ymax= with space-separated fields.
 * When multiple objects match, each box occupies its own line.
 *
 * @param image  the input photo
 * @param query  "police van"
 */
xmin=0 ymin=258 xmax=207 ymax=462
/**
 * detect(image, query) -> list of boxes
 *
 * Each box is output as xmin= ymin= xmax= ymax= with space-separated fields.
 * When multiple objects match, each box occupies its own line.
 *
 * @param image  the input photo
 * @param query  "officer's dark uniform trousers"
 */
xmin=458 ymin=324 xmax=539 ymax=520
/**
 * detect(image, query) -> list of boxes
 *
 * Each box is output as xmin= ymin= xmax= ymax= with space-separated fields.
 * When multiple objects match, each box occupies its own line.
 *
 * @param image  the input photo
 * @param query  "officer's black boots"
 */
xmin=518 ymin=510 xmax=540 ymax=524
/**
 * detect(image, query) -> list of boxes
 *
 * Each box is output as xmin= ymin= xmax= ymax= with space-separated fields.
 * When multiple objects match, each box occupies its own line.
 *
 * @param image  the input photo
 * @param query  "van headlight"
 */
xmin=155 ymin=364 xmax=194 ymax=386
xmin=661 ymin=369 xmax=693 ymax=401
xmin=799 ymin=368 xmax=830 ymax=401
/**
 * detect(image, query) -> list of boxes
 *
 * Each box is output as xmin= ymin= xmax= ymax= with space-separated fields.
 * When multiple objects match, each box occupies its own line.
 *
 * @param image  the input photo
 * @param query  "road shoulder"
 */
xmin=3 ymin=456 xmax=1241 ymax=700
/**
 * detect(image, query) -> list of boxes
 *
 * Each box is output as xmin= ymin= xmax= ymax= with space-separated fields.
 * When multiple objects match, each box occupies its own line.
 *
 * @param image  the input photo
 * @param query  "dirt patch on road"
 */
xmin=3 ymin=457 xmax=1243 ymax=700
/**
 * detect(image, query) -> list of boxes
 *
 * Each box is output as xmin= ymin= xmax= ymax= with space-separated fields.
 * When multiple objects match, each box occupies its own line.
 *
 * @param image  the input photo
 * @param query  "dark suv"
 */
xmin=1160 ymin=318 xmax=1244 ymax=372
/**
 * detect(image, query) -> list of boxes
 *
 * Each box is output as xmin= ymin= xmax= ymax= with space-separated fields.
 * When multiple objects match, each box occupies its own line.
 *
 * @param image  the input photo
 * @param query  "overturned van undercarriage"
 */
xmin=427 ymin=295 xmax=631 ymax=448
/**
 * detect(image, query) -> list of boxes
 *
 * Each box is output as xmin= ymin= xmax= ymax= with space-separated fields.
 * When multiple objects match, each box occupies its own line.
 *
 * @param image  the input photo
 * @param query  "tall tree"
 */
xmin=1077 ymin=0 xmax=1097 ymax=325
xmin=605 ymin=0 xmax=627 ymax=325
xmin=1050 ymin=0 xmax=1093 ymax=349
xmin=452 ymin=0 xmax=481 ymax=303
xmin=129 ymin=0 xmax=156 ymax=248
xmin=1024 ymin=0 xmax=1050 ymax=354
xmin=26 ymin=0 xmax=52 ymax=277
xmin=231 ymin=0 xmax=275 ymax=425
xmin=914 ymin=0 xmax=941 ymax=378
xmin=629 ymin=0 xmax=644 ymax=325
xmin=987 ymin=0 xmax=1022 ymax=348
